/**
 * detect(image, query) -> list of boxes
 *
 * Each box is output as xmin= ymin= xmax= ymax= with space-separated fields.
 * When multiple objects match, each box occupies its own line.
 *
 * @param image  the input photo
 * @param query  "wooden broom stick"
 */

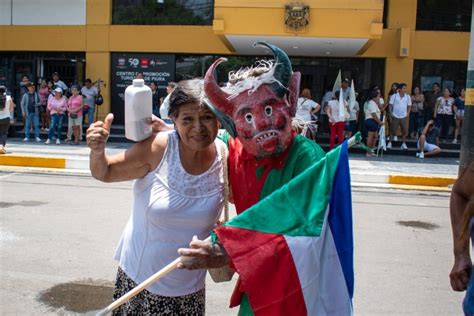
xmin=96 ymin=236 xmax=211 ymax=316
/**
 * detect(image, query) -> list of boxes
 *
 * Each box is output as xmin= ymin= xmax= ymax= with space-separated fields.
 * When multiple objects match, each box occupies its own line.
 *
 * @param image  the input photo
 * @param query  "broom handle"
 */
xmin=96 ymin=236 xmax=211 ymax=316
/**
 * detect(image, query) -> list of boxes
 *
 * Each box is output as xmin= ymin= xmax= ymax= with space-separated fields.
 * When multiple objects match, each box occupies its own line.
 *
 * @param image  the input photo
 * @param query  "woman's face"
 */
xmin=40 ymin=80 xmax=47 ymax=88
xmin=47 ymin=82 xmax=54 ymax=89
xmin=173 ymin=102 xmax=219 ymax=152
xmin=150 ymin=83 xmax=157 ymax=91
xmin=55 ymin=92 xmax=62 ymax=99
xmin=443 ymin=89 xmax=450 ymax=98
xmin=72 ymin=88 xmax=79 ymax=96
xmin=414 ymin=87 xmax=420 ymax=94
xmin=461 ymin=89 xmax=466 ymax=97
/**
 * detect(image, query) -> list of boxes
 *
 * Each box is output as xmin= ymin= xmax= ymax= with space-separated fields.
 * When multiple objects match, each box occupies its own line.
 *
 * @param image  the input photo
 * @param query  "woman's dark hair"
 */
xmin=369 ymin=90 xmax=379 ymax=100
xmin=168 ymin=79 xmax=205 ymax=118
xmin=85 ymin=78 xmax=92 ymax=84
xmin=334 ymin=91 xmax=340 ymax=99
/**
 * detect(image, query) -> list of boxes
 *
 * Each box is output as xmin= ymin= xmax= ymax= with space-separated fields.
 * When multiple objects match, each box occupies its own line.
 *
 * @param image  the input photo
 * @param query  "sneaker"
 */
xmin=23 ymin=137 xmax=29 ymax=142
xmin=35 ymin=137 xmax=41 ymax=142
xmin=45 ymin=139 xmax=51 ymax=144
xmin=452 ymin=139 xmax=457 ymax=144
xmin=393 ymin=136 xmax=398 ymax=141
xmin=65 ymin=137 xmax=71 ymax=142
xmin=387 ymin=142 xmax=392 ymax=149
xmin=416 ymin=152 xmax=420 ymax=158
xmin=45 ymin=128 xmax=49 ymax=132
xmin=400 ymin=143 xmax=408 ymax=150
xmin=56 ymin=139 xmax=61 ymax=145
xmin=419 ymin=152 xmax=424 ymax=159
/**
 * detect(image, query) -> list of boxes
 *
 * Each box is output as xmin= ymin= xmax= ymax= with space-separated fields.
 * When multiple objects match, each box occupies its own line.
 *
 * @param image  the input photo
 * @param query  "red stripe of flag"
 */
xmin=216 ymin=226 xmax=307 ymax=316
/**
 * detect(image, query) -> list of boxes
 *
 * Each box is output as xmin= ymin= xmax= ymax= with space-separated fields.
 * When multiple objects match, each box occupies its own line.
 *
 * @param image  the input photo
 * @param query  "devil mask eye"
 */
xmin=245 ymin=113 xmax=254 ymax=124
xmin=264 ymin=106 xmax=273 ymax=117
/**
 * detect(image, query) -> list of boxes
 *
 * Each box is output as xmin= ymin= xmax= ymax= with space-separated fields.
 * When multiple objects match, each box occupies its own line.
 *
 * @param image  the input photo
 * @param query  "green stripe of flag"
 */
xmin=224 ymin=145 xmax=343 ymax=237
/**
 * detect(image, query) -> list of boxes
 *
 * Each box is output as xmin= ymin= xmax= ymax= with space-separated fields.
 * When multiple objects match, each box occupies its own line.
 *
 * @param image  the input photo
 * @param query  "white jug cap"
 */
xmin=133 ymin=79 xmax=145 ymax=87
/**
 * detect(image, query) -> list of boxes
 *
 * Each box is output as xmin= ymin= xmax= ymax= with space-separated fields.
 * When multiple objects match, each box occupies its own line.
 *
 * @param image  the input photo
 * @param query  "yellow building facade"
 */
xmin=0 ymin=0 xmax=470 ymax=121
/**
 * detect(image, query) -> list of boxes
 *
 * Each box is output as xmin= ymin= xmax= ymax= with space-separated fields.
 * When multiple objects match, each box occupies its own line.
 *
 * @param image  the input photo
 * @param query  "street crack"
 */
xmin=0 ymin=201 xmax=47 ymax=208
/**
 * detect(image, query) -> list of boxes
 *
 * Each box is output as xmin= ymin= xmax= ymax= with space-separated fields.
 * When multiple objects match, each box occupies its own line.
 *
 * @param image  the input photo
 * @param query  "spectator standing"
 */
xmin=327 ymin=91 xmax=349 ymax=149
xmin=416 ymin=120 xmax=441 ymax=159
xmin=46 ymin=88 xmax=67 ymax=145
xmin=453 ymin=88 xmax=465 ymax=144
xmin=295 ymin=88 xmax=320 ymax=141
xmin=424 ymin=82 xmax=441 ymax=122
xmin=434 ymin=88 xmax=454 ymax=141
xmin=67 ymin=86 xmax=84 ymax=145
xmin=0 ymin=86 xmax=15 ymax=154
xmin=364 ymin=90 xmax=383 ymax=157
xmin=81 ymin=78 xmax=99 ymax=125
xmin=388 ymin=83 xmax=411 ymax=150
xmin=160 ymin=82 xmax=177 ymax=124
xmin=345 ymin=93 xmax=359 ymax=138
xmin=52 ymin=72 xmax=68 ymax=93
xmin=19 ymin=75 xmax=31 ymax=132
xmin=410 ymin=86 xmax=425 ymax=139
xmin=320 ymin=86 xmax=333 ymax=133
xmin=340 ymin=78 xmax=351 ymax=102
xmin=150 ymin=81 xmax=161 ymax=118
xmin=20 ymin=82 xmax=42 ymax=142
xmin=38 ymin=79 xmax=50 ymax=132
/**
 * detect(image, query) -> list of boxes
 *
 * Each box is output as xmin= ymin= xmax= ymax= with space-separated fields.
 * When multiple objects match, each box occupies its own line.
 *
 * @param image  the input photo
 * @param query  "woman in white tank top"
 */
xmin=87 ymin=79 xmax=225 ymax=315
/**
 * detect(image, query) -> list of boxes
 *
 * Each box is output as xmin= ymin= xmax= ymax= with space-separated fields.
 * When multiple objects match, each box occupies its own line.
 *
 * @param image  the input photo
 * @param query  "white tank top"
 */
xmin=114 ymin=131 xmax=225 ymax=296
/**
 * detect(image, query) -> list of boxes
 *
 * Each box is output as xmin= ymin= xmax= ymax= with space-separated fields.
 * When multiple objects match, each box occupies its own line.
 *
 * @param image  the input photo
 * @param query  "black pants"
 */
xmin=435 ymin=114 xmax=452 ymax=140
xmin=0 ymin=117 xmax=10 ymax=146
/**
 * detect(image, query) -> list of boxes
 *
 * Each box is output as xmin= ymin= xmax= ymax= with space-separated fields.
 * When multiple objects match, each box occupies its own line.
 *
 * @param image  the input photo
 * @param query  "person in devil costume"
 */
xmin=177 ymin=42 xmax=325 ymax=314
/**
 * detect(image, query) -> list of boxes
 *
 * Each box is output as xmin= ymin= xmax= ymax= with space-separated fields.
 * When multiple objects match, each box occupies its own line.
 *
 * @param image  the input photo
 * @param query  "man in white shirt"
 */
xmin=52 ymin=72 xmax=68 ymax=93
xmin=388 ymin=83 xmax=411 ymax=150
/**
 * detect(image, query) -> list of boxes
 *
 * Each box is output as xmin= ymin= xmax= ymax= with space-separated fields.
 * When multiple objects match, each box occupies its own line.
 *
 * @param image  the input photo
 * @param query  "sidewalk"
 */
xmin=0 ymin=140 xmax=458 ymax=191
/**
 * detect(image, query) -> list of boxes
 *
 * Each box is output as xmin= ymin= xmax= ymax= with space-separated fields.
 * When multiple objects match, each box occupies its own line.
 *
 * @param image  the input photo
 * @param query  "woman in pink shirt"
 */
xmin=67 ymin=86 xmax=84 ymax=144
xmin=38 ymin=79 xmax=50 ymax=132
xmin=46 ymin=88 xmax=68 ymax=145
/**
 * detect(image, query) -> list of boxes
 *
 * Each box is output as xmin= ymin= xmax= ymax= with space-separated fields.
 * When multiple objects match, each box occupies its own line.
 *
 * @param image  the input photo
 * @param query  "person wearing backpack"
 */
xmin=20 ymin=82 xmax=42 ymax=142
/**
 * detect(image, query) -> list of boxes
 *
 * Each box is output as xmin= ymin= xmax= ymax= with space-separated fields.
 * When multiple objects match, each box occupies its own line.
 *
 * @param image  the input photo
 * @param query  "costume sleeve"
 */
xmin=292 ymin=136 xmax=325 ymax=177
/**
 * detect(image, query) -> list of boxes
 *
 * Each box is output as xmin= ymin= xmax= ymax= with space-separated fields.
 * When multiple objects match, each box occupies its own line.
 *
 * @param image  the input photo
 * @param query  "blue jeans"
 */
xmin=463 ymin=266 xmax=474 ymax=316
xmin=25 ymin=112 xmax=40 ymax=139
xmin=48 ymin=113 xmax=65 ymax=140
xmin=85 ymin=106 xmax=95 ymax=125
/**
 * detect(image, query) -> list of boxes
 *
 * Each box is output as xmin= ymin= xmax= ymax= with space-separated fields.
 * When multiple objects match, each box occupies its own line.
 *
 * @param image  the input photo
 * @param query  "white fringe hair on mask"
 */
xmin=223 ymin=60 xmax=287 ymax=100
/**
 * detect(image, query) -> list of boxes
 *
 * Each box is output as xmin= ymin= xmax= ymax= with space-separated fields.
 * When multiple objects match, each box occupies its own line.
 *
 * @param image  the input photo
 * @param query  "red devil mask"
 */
xmin=204 ymin=42 xmax=300 ymax=159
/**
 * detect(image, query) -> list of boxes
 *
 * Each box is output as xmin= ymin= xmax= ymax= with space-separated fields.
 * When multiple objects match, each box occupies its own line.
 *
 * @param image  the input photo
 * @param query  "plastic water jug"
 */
xmin=125 ymin=79 xmax=152 ymax=142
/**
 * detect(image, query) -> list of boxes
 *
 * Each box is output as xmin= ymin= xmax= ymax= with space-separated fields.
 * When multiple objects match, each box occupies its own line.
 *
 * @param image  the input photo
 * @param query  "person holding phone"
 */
xmin=416 ymin=119 xmax=441 ymax=159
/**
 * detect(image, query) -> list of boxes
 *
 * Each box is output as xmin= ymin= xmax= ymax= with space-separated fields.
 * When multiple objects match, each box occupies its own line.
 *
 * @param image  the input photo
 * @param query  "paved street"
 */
xmin=0 ymin=171 xmax=465 ymax=315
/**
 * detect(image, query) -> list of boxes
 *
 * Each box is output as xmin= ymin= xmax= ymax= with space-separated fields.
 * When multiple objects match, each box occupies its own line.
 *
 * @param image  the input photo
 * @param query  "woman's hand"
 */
xmin=177 ymin=236 xmax=229 ymax=270
xmin=147 ymin=115 xmax=174 ymax=133
xmin=87 ymin=113 xmax=113 ymax=152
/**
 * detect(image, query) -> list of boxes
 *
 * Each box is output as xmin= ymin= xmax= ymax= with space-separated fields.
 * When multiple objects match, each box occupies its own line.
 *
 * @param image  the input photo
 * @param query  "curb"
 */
xmin=350 ymin=172 xmax=455 ymax=190
xmin=388 ymin=174 xmax=456 ymax=187
xmin=0 ymin=154 xmax=89 ymax=170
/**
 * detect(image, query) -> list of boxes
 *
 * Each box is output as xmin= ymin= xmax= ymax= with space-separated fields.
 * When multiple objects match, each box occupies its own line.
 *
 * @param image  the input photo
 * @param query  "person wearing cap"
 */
xmin=20 ymin=82 xmax=42 ymax=142
xmin=52 ymin=72 xmax=68 ymax=93
xmin=46 ymin=87 xmax=68 ymax=145
xmin=86 ymin=79 xmax=224 ymax=315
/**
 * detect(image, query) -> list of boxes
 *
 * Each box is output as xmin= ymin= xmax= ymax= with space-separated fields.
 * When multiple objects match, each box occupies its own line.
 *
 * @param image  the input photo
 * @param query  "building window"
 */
xmin=416 ymin=0 xmax=471 ymax=32
xmin=413 ymin=60 xmax=467 ymax=95
xmin=112 ymin=0 xmax=214 ymax=25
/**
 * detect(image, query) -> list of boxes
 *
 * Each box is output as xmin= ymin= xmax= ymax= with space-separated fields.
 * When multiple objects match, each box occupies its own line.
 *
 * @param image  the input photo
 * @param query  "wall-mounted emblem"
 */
xmin=285 ymin=3 xmax=309 ymax=32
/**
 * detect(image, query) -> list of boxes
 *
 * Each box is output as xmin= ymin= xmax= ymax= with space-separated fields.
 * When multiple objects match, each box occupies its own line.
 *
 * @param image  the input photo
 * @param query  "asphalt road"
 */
xmin=0 ymin=171 xmax=465 ymax=315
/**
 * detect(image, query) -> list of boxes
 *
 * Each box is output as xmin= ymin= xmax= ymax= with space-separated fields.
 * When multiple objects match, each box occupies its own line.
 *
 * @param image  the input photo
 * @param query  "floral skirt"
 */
xmin=112 ymin=267 xmax=205 ymax=315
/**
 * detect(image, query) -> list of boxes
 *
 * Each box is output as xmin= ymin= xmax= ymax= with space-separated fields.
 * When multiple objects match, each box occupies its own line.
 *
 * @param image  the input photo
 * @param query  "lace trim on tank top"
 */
xmin=155 ymin=131 xmax=224 ymax=198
